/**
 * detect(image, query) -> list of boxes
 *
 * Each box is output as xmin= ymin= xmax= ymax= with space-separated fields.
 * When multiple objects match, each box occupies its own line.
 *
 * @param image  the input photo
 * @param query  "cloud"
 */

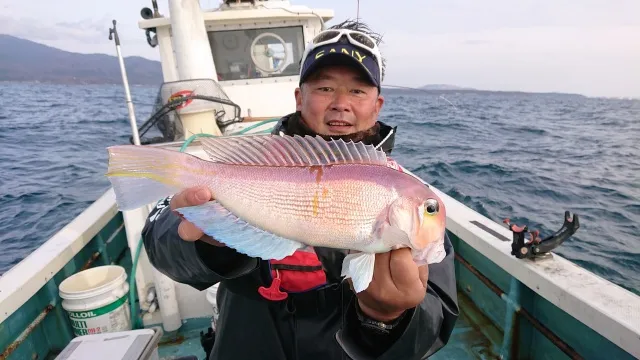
xmin=2 ymin=0 xmax=638 ymax=97
xmin=462 ymin=40 xmax=490 ymax=46
xmin=0 ymin=14 xmax=158 ymax=60
xmin=0 ymin=15 xmax=106 ymax=42
xmin=379 ymin=25 xmax=640 ymax=97
xmin=56 ymin=18 xmax=108 ymax=33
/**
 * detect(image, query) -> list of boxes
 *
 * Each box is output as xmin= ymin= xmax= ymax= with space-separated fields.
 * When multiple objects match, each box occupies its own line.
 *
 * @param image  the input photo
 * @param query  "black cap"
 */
xmin=299 ymin=41 xmax=381 ymax=90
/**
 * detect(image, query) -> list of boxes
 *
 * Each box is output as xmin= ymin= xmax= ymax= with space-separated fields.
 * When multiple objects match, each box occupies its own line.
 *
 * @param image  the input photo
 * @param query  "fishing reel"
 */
xmin=503 ymin=211 xmax=580 ymax=259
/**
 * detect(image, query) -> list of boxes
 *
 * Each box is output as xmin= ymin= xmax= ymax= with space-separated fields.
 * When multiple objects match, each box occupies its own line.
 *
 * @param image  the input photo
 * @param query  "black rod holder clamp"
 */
xmin=108 ymin=20 xmax=120 ymax=46
xmin=504 ymin=211 xmax=580 ymax=259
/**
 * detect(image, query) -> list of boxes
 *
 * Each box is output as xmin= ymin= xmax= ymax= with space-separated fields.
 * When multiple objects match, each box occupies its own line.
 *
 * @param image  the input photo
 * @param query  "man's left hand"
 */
xmin=355 ymin=248 xmax=429 ymax=322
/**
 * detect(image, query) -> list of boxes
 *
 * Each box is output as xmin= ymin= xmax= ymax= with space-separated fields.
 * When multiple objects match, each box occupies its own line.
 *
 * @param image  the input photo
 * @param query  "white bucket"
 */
xmin=59 ymin=265 xmax=131 ymax=337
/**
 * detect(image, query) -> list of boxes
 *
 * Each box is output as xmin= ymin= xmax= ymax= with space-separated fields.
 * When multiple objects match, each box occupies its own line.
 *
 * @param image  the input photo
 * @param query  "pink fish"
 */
xmin=105 ymin=134 xmax=447 ymax=292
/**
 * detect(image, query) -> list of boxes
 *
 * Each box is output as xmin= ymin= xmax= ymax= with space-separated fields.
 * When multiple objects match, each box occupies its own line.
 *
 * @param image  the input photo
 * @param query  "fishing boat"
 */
xmin=1 ymin=1 xmax=639 ymax=359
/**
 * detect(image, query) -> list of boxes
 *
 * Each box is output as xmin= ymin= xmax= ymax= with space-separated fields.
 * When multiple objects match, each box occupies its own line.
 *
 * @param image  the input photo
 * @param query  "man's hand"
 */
xmin=170 ymin=186 xmax=224 ymax=247
xmin=355 ymin=248 xmax=429 ymax=322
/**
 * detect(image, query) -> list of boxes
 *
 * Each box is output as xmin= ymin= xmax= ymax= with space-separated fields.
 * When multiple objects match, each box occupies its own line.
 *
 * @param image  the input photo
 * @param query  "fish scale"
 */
xmin=205 ymin=164 xmax=395 ymax=247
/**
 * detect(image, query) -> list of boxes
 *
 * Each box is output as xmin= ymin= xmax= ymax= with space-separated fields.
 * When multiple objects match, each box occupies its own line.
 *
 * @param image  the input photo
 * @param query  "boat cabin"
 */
xmin=137 ymin=0 xmax=334 ymax=136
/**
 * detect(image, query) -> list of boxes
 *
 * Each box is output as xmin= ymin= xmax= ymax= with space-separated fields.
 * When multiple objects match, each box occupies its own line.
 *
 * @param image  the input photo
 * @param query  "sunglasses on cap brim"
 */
xmin=301 ymin=29 xmax=383 ymax=82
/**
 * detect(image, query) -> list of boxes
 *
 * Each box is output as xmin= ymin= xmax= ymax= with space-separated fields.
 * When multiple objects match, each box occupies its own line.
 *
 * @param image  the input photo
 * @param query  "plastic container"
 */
xmin=59 ymin=265 xmax=131 ymax=336
xmin=55 ymin=326 xmax=163 ymax=360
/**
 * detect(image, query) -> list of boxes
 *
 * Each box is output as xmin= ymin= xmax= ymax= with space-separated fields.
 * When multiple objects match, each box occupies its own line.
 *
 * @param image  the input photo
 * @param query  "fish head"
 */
xmin=387 ymin=186 xmax=446 ymax=251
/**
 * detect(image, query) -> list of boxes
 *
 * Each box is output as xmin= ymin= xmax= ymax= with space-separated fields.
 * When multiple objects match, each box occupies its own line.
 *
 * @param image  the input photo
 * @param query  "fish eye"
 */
xmin=424 ymin=199 xmax=439 ymax=216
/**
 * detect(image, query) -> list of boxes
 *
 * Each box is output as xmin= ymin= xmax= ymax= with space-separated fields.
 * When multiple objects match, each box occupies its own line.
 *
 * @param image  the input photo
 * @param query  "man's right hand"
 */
xmin=170 ymin=186 xmax=225 ymax=247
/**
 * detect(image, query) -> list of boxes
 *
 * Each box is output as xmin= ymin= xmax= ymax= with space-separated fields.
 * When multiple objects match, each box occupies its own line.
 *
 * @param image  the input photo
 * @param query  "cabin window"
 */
xmin=208 ymin=26 xmax=305 ymax=81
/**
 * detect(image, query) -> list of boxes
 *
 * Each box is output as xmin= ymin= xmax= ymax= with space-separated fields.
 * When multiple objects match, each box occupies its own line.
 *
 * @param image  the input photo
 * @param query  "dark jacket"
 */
xmin=141 ymin=113 xmax=459 ymax=360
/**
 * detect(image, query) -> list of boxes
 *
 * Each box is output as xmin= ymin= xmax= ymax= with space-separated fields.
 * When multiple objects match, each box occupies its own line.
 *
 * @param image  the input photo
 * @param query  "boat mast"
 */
xmin=168 ymin=0 xmax=223 ymax=137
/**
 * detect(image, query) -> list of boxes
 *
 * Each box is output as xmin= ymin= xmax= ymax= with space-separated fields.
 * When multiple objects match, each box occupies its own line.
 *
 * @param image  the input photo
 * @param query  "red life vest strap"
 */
xmin=257 ymin=250 xmax=328 ymax=301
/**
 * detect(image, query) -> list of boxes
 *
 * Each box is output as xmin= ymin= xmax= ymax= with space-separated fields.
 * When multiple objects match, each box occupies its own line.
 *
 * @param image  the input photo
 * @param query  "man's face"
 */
xmin=295 ymin=64 xmax=384 ymax=135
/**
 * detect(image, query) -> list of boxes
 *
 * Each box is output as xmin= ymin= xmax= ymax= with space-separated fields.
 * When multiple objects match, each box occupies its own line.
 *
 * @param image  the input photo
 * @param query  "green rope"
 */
xmin=179 ymin=133 xmax=217 ymax=152
xmin=235 ymin=118 xmax=279 ymax=135
xmin=128 ymin=118 xmax=279 ymax=329
xmin=129 ymin=237 xmax=144 ymax=329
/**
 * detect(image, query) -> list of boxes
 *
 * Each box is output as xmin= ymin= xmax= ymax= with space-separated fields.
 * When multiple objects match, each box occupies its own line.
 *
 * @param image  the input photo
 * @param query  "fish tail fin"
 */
xmin=106 ymin=145 xmax=211 ymax=211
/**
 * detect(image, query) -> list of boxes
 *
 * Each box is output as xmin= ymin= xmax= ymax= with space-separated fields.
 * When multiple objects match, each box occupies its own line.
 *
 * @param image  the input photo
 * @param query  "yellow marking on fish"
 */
xmin=306 ymin=167 xmax=330 ymax=217
xmin=312 ymin=191 xmax=320 ymax=216
xmin=107 ymin=163 xmax=216 ymax=178
xmin=308 ymin=165 xmax=331 ymax=184
xmin=106 ymin=171 xmax=181 ymax=187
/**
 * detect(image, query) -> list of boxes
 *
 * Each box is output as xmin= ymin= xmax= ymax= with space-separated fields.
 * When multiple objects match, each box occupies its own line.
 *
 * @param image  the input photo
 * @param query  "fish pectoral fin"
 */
xmin=175 ymin=201 xmax=304 ymax=260
xmin=340 ymin=252 xmax=376 ymax=293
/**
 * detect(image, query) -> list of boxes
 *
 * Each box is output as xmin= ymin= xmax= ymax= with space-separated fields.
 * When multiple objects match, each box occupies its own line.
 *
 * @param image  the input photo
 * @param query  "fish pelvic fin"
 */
xmin=200 ymin=134 xmax=388 ymax=167
xmin=341 ymin=252 xmax=376 ymax=293
xmin=176 ymin=201 xmax=305 ymax=260
xmin=105 ymin=145 xmax=212 ymax=211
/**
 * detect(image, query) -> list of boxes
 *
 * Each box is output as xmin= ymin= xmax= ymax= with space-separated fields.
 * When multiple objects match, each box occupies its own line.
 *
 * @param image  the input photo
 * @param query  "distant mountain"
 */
xmin=382 ymin=83 xmax=587 ymax=98
xmin=0 ymin=34 xmax=162 ymax=85
xmin=382 ymin=84 xmax=479 ymax=92
xmin=419 ymin=84 xmax=476 ymax=91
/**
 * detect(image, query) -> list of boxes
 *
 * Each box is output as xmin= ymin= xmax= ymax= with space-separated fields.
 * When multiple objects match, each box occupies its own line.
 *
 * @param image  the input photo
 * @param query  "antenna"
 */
xmin=151 ymin=0 xmax=159 ymax=17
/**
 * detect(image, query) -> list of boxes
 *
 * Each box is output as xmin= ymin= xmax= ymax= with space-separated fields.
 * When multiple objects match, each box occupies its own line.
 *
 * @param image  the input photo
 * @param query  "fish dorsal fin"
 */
xmin=200 ymin=134 xmax=388 ymax=167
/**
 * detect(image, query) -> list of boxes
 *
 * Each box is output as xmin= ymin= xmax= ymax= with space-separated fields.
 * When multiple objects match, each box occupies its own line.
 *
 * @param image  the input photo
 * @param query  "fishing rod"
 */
xmin=109 ymin=19 xmax=141 ymax=146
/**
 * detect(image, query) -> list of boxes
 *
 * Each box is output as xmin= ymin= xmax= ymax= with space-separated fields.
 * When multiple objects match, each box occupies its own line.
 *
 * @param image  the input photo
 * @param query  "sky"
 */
xmin=1 ymin=0 xmax=639 ymax=98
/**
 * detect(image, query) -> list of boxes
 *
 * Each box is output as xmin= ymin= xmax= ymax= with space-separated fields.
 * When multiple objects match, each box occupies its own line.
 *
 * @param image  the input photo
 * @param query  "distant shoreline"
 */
xmin=3 ymin=80 xmax=637 ymax=100
xmin=381 ymin=86 xmax=589 ymax=98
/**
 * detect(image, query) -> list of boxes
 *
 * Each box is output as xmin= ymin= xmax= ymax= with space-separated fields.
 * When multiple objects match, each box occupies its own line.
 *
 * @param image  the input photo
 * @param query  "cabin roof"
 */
xmin=137 ymin=3 xmax=334 ymax=30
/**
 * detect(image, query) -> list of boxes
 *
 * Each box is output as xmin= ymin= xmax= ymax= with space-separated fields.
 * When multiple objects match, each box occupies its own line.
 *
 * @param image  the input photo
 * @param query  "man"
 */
xmin=141 ymin=20 xmax=459 ymax=360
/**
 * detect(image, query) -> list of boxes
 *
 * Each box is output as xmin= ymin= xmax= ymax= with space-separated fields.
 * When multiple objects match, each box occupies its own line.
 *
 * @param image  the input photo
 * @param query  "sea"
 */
xmin=0 ymin=82 xmax=638 ymax=296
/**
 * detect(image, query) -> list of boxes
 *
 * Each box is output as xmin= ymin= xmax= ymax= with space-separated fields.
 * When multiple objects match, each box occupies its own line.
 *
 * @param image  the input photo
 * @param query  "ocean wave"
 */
xmin=0 ymin=84 xmax=638 ymax=294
